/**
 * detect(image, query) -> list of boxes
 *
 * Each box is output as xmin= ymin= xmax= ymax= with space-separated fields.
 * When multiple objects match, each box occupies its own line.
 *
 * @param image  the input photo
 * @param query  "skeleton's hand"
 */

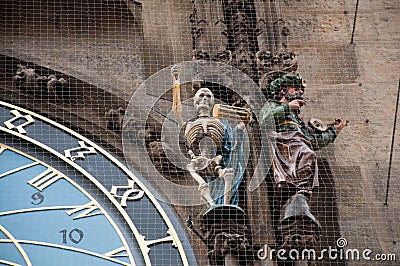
xmin=237 ymin=121 xmax=246 ymax=130
xmin=187 ymin=161 xmax=196 ymax=172
xmin=188 ymin=155 xmax=211 ymax=171
xmin=218 ymin=168 xmax=234 ymax=179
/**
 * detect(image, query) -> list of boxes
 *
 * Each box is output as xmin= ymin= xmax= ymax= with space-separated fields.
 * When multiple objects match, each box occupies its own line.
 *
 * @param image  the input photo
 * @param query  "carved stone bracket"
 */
xmin=198 ymin=205 xmax=251 ymax=265
xmin=278 ymin=194 xmax=321 ymax=251
xmin=105 ymin=107 xmax=125 ymax=132
xmin=12 ymin=64 xmax=67 ymax=99
xmin=209 ymin=232 xmax=250 ymax=265
xmin=256 ymin=48 xmax=298 ymax=96
xmin=191 ymin=0 xmax=229 ymax=64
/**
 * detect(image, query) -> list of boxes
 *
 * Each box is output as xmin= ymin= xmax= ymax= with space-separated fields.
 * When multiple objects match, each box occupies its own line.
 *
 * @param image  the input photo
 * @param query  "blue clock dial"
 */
xmin=0 ymin=101 xmax=197 ymax=266
xmin=0 ymin=144 xmax=134 ymax=266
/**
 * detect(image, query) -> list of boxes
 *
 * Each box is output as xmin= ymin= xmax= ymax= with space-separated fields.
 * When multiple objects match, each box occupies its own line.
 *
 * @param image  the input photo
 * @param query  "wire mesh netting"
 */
xmin=0 ymin=0 xmax=399 ymax=265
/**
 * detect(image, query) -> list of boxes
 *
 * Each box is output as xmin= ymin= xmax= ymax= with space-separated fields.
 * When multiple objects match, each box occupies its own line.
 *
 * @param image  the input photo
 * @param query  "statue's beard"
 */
xmin=286 ymin=93 xmax=304 ymax=102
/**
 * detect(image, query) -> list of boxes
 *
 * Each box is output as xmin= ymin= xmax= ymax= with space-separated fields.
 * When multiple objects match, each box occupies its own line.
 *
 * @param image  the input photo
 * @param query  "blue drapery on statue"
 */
xmin=208 ymin=120 xmax=247 ymax=205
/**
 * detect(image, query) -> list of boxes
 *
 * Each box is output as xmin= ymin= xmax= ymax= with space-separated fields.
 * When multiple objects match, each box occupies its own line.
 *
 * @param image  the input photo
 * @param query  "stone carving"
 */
xmin=183 ymin=87 xmax=240 ymax=206
xmin=256 ymin=48 xmax=298 ymax=96
xmin=12 ymin=64 xmax=67 ymax=99
xmin=12 ymin=64 xmax=47 ymax=91
xmin=254 ymin=0 xmax=289 ymax=52
xmin=199 ymin=204 xmax=250 ymax=266
xmin=187 ymin=1 xmax=344 ymax=264
xmin=224 ymin=0 xmax=258 ymax=80
xmin=105 ymin=107 xmax=125 ymax=132
xmin=258 ymin=74 xmax=347 ymax=251
xmin=208 ymin=231 xmax=250 ymax=265
xmin=145 ymin=118 xmax=186 ymax=177
xmin=191 ymin=0 xmax=229 ymax=63
xmin=46 ymin=74 xmax=67 ymax=99
xmin=212 ymin=50 xmax=233 ymax=65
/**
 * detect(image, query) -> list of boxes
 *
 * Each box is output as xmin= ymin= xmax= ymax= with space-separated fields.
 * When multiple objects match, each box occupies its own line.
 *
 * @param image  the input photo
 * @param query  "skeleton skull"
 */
xmin=194 ymin=88 xmax=214 ymax=118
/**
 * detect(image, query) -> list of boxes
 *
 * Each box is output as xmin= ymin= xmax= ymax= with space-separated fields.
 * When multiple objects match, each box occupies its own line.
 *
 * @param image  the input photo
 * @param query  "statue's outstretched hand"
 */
xmin=288 ymin=99 xmax=306 ymax=110
xmin=335 ymin=118 xmax=348 ymax=133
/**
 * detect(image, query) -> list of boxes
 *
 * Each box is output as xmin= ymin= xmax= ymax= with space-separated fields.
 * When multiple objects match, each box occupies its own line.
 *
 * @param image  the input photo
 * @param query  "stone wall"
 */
xmin=0 ymin=0 xmax=145 ymax=101
xmin=1 ymin=0 xmax=399 ymax=264
xmin=283 ymin=0 xmax=400 ymax=262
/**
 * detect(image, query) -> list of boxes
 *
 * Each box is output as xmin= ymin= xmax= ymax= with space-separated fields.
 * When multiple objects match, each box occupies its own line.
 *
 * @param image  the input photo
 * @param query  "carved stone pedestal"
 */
xmin=278 ymin=194 xmax=321 ymax=251
xmin=200 ymin=204 xmax=250 ymax=265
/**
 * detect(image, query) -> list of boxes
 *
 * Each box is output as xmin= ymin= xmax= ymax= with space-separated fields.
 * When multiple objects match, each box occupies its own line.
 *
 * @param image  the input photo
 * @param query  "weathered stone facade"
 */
xmin=1 ymin=0 xmax=399 ymax=265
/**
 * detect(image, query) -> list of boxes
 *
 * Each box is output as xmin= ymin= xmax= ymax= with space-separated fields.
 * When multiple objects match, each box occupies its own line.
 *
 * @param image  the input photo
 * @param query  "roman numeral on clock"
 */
xmin=4 ymin=109 xmax=35 ymax=134
xmin=141 ymin=230 xmax=178 ymax=254
xmin=27 ymin=168 xmax=63 ymax=191
xmin=66 ymin=201 xmax=102 ymax=220
xmin=64 ymin=141 xmax=96 ymax=161
xmin=110 ymin=180 xmax=145 ymax=207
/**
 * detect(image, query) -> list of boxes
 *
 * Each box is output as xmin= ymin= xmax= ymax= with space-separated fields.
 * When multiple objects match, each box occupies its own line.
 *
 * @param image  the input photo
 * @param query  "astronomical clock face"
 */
xmin=0 ymin=101 xmax=196 ymax=265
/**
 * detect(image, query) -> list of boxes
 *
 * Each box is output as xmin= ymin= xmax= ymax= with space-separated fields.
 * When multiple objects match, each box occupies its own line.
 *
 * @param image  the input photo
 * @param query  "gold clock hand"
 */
xmin=0 ymin=161 xmax=39 ymax=179
xmin=0 ymin=239 xmax=132 ymax=266
xmin=0 ymin=224 xmax=32 ymax=266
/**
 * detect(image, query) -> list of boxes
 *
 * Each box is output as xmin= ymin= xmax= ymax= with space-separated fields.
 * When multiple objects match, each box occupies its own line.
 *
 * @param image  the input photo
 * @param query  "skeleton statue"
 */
xmin=184 ymin=88 xmax=237 ymax=206
xmin=171 ymin=65 xmax=248 ymax=207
